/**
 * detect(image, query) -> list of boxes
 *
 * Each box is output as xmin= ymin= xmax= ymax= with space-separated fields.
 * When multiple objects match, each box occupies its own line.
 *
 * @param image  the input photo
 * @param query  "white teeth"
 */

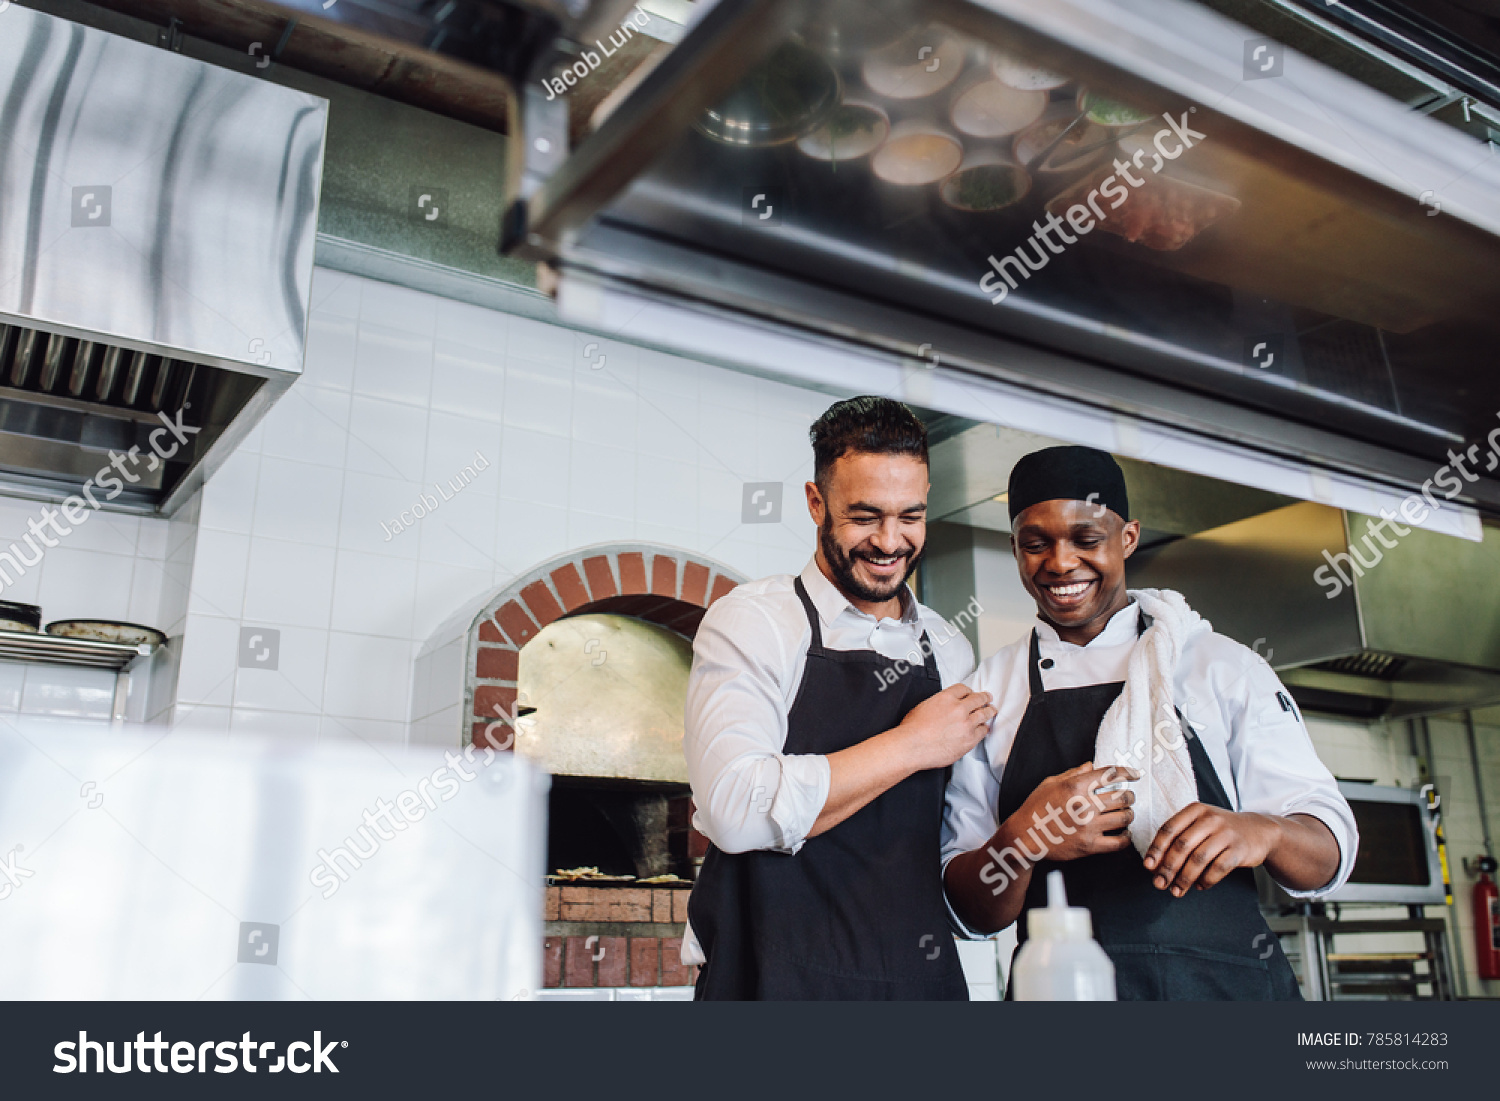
xmin=1048 ymin=582 xmax=1090 ymax=596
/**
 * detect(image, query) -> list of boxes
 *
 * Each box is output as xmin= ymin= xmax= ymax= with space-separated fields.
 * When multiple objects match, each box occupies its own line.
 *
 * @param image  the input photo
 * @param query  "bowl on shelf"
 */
xmin=861 ymin=26 xmax=968 ymax=101
xmin=696 ymin=42 xmax=842 ymax=147
xmin=949 ymin=76 xmax=1048 ymax=140
xmin=938 ymin=153 xmax=1032 ymax=215
xmin=871 ymin=118 xmax=964 ymax=187
xmin=0 ymin=601 xmax=42 ymax=634
xmin=796 ymin=99 xmax=891 ymax=164
xmin=45 ymin=619 xmax=166 ymax=648
xmin=989 ymin=49 xmax=1071 ymax=92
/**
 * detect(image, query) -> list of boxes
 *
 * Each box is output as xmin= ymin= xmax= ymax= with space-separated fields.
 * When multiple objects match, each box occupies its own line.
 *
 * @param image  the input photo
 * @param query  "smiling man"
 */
xmin=941 ymin=445 xmax=1357 ymax=1000
xmin=682 ymin=396 xmax=996 ymax=1000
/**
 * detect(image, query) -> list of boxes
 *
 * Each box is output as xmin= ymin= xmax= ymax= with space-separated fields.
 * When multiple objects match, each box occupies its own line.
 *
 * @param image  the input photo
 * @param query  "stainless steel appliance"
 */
xmin=1326 ymin=781 xmax=1447 ymax=905
xmin=502 ymin=0 xmax=1500 ymax=519
xmin=1259 ymin=782 xmax=1456 ymax=1000
xmin=1129 ymin=500 xmax=1500 ymax=718
xmin=0 ymin=6 xmax=327 ymax=514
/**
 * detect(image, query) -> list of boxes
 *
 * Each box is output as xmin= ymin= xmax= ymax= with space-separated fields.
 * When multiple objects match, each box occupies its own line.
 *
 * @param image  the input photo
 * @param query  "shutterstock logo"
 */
xmin=55 ymin=1031 xmax=345 ymax=1074
xmin=71 ymin=186 xmax=111 ymax=227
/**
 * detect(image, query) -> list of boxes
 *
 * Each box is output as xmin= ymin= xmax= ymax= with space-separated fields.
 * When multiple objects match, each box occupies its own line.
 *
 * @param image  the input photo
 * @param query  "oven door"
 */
xmin=1322 ymin=782 xmax=1447 ymax=906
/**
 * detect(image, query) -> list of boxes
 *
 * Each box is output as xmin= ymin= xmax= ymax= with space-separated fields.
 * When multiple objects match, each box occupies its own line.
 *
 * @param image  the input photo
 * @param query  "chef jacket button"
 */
xmin=1039 ymin=658 xmax=1055 ymax=670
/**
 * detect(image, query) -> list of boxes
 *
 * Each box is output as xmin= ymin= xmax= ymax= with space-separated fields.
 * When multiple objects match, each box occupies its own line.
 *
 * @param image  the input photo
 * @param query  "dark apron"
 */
xmin=689 ymin=578 xmax=969 ymax=1001
xmin=998 ymin=621 xmax=1301 ymax=1001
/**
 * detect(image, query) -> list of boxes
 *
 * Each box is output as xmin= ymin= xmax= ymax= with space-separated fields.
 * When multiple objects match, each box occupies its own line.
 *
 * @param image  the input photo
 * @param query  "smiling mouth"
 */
xmin=856 ymin=552 xmax=907 ymax=574
xmin=1041 ymin=578 xmax=1095 ymax=606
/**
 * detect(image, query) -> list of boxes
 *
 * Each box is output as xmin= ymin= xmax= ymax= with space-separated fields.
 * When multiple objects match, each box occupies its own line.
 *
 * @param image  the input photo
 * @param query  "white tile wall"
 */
xmin=165 ymin=267 xmax=825 ymax=747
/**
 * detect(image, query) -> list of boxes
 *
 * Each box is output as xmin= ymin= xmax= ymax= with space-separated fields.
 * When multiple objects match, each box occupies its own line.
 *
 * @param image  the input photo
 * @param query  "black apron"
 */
xmin=689 ymin=578 xmax=969 ymax=1000
xmin=997 ymin=620 xmax=1301 ymax=1001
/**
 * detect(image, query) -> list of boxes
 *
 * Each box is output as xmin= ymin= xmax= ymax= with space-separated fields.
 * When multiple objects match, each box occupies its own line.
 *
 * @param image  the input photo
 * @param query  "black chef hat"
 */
xmin=1007 ymin=445 xmax=1129 ymax=522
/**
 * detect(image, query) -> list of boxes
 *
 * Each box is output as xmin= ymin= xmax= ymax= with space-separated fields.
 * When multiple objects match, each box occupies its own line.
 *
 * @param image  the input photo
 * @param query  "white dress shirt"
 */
xmin=942 ymin=601 xmax=1357 ymax=939
xmin=686 ymin=558 xmax=976 ymax=855
xmin=681 ymin=558 xmax=976 ymax=965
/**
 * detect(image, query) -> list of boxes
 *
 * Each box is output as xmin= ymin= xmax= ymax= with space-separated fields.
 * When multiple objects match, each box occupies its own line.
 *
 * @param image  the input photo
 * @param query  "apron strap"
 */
xmin=1027 ymin=628 xmax=1045 ymax=697
xmin=794 ymin=576 xmax=943 ymax=681
xmin=918 ymin=630 xmax=940 ymax=680
xmin=792 ymin=577 xmax=824 ymax=652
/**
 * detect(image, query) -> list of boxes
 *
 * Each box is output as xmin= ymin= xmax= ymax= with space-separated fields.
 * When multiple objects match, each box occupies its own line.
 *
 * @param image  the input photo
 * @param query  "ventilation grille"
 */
xmin=0 ymin=321 xmax=197 ymax=415
xmin=1314 ymin=651 xmax=1407 ymax=680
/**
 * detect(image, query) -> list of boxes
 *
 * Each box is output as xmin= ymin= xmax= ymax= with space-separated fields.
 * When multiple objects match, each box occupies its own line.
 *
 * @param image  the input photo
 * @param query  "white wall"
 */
xmin=170 ymin=268 xmax=827 ymax=743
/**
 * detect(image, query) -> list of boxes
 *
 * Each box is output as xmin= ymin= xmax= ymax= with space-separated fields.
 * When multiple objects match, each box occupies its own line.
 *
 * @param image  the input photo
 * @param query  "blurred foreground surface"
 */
xmin=0 ymin=720 xmax=546 ymax=999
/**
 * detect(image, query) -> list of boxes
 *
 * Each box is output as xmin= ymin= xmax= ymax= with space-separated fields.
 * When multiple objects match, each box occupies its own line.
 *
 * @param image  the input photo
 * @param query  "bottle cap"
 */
xmin=1027 ymin=870 xmax=1095 ymax=941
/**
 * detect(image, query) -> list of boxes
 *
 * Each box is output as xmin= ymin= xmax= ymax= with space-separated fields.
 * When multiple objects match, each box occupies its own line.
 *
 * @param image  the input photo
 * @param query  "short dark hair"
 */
xmin=810 ymin=396 xmax=928 ymax=490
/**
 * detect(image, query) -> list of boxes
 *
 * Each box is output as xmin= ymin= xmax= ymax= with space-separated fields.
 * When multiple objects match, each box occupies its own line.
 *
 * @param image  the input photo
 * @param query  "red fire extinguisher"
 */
xmin=1476 ymin=856 xmax=1500 ymax=981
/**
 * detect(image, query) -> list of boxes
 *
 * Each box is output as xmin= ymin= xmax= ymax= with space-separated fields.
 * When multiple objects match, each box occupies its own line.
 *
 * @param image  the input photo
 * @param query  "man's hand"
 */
xmin=943 ymin=760 xmax=1140 ymax=935
xmin=1007 ymin=761 xmax=1139 ymax=862
xmin=812 ymin=685 xmax=994 ymax=839
xmin=895 ymin=684 xmax=996 ymax=772
xmin=1143 ymin=804 xmax=1277 ymax=896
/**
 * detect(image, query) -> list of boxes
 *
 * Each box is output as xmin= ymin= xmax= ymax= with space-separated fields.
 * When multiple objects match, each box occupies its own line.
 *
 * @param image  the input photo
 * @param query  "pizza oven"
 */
xmin=412 ymin=543 xmax=745 ymax=993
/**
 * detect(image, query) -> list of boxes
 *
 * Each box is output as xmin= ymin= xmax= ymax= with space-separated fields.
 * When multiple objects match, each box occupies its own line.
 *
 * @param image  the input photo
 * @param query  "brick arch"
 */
xmin=465 ymin=543 xmax=746 ymax=747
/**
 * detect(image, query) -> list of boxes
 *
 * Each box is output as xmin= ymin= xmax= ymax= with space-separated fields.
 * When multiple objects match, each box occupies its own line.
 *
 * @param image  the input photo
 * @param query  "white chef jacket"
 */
xmin=941 ymin=601 xmax=1357 ymax=939
xmin=681 ymin=557 xmax=975 ymax=964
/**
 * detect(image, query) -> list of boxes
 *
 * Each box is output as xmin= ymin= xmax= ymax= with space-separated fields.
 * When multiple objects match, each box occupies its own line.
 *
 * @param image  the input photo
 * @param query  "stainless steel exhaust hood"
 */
xmin=1129 ymin=501 xmax=1500 ymax=719
xmin=0 ymin=6 xmax=326 ymax=514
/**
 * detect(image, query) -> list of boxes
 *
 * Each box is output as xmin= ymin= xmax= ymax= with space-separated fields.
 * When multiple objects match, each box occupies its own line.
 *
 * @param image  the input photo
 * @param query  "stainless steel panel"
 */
xmin=521 ymin=0 xmax=1500 ymax=510
xmin=1129 ymin=500 xmax=1364 ymax=667
xmin=1130 ymin=499 xmax=1500 ymax=716
xmin=931 ymin=421 xmax=1293 ymax=537
xmin=0 ymin=6 xmax=326 ymax=376
xmin=1355 ymin=514 xmax=1500 ymax=670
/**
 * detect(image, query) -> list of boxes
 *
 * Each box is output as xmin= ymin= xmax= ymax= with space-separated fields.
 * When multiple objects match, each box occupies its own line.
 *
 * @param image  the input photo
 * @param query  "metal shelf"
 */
xmin=0 ymin=627 xmax=155 ymax=672
xmin=0 ymin=628 xmax=159 ymax=722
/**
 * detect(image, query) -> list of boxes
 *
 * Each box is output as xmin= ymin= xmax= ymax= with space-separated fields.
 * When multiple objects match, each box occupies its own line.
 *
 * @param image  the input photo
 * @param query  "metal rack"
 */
xmin=0 ymin=627 xmax=158 ymax=723
xmin=1266 ymin=911 xmax=1458 ymax=1001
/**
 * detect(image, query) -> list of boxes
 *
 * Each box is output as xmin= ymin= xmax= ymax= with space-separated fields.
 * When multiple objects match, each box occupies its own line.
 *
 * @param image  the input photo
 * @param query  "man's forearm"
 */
xmin=809 ymin=729 xmax=922 ymax=837
xmin=942 ymin=817 xmax=1035 ymax=935
xmin=1264 ymin=812 xmax=1341 ymax=892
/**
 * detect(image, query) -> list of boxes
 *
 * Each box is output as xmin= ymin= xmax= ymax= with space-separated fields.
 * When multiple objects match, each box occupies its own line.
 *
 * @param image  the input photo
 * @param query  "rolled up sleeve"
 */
xmin=941 ymin=738 xmax=1004 ymax=939
xmin=1222 ymin=657 xmax=1359 ymax=898
xmin=684 ymin=595 xmax=829 ymax=855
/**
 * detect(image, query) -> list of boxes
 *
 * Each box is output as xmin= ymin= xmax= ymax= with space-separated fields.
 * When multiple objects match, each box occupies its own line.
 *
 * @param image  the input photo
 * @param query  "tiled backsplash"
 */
xmin=167 ymin=268 xmax=824 ymax=742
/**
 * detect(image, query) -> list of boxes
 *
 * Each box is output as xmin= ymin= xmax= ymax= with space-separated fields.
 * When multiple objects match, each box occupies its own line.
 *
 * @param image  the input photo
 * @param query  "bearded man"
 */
xmin=681 ymin=396 xmax=995 ymax=1000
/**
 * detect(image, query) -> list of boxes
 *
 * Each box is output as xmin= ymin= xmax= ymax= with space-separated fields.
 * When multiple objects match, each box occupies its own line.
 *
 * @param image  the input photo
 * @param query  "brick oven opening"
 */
xmin=467 ymin=545 xmax=744 ymax=989
xmin=518 ymin=609 xmax=699 ymax=882
xmin=547 ymin=779 xmax=694 ymax=880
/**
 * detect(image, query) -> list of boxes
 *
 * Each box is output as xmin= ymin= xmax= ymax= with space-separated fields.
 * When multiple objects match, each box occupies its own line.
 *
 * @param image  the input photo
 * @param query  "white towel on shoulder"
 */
xmin=1093 ymin=588 xmax=1210 ymax=856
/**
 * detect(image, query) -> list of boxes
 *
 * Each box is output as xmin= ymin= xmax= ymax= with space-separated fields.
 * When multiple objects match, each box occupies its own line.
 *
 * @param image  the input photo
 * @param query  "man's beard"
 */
xmin=819 ymin=520 xmax=922 ymax=605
